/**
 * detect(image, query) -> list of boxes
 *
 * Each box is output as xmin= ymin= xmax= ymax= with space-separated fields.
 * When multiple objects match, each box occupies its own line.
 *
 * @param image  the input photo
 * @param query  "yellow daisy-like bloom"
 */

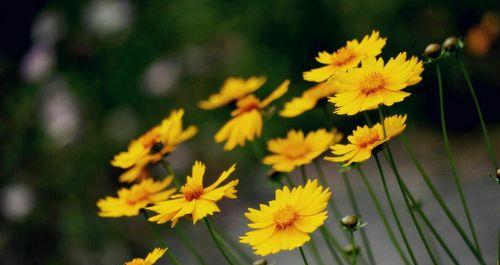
xmin=263 ymin=129 xmax=342 ymax=172
xmin=303 ymin=31 xmax=386 ymax=82
xmin=198 ymin=76 xmax=267 ymax=109
xmin=125 ymin=247 xmax=167 ymax=265
xmin=240 ymin=180 xmax=330 ymax=256
xmin=111 ymin=109 xmax=198 ymax=182
xmin=97 ymin=176 xmax=176 ymax=217
xmin=147 ymin=161 xmax=238 ymax=227
xmin=325 ymin=115 xmax=407 ymax=166
xmin=328 ymin=53 xmax=424 ymax=116
xmin=279 ymin=82 xmax=338 ymax=117
xmin=215 ymin=80 xmax=289 ymax=150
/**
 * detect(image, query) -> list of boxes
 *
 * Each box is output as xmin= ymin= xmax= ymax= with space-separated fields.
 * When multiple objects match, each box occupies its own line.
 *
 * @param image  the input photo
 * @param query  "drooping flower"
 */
xmin=198 ymin=76 xmax=267 ymax=109
xmin=263 ymin=129 xmax=342 ymax=172
xmin=240 ymin=180 xmax=330 ymax=256
xmin=279 ymin=82 xmax=338 ymax=117
xmin=328 ymin=53 xmax=424 ymax=116
xmin=124 ymin=247 xmax=167 ymax=265
xmin=215 ymin=80 xmax=289 ymax=150
xmin=147 ymin=161 xmax=238 ymax=227
xmin=325 ymin=115 xmax=407 ymax=166
xmin=97 ymin=176 xmax=176 ymax=217
xmin=111 ymin=109 xmax=198 ymax=182
xmin=303 ymin=31 xmax=386 ymax=83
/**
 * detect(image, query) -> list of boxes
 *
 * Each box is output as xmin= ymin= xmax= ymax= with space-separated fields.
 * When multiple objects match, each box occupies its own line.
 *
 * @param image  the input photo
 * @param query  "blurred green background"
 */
xmin=1 ymin=0 xmax=499 ymax=264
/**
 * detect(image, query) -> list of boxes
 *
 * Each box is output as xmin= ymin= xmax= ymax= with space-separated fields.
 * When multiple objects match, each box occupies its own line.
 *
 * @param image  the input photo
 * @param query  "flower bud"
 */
xmin=443 ymin=36 xmax=460 ymax=52
xmin=496 ymin=168 xmax=500 ymax=182
xmin=424 ymin=43 xmax=442 ymax=59
xmin=341 ymin=215 xmax=360 ymax=230
xmin=253 ymin=259 xmax=267 ymax=265
xmin=343 ymin=244 xmax=360 ymax=256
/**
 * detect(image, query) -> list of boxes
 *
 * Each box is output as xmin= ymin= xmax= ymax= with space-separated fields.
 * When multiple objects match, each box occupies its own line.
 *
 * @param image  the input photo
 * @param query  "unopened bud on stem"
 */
xmin=424 ymin=43 xmax=442 ymax=59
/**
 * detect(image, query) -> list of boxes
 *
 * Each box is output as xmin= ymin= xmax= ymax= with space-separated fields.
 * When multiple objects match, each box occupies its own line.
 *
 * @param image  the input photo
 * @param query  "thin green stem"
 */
xmin=401 ymin=134 xmax=485 ymax=264
xmin=309 ymin=237 xmax=326 ymax=265
xmin=362 ymin=112 xmax=373 ymax=127
xmin=283 ymin=172 xmax=295 ymax=186
xmin=141 ymin=211 xmax=182 ymax=265
xmin=399 ymin=182 xmax=461 ymax=265
xmin=374 ymin=154 xmax=418 ymax=265
xmin=350 ymin=231 xmax=357 ymax=265
xmin=356 ymin=167 xmax=411 ymax=265
xmin=213 ymin=231 xmax=249 ymax=264
xmin=319 ymin=226 xmax=347 ymax=265
xmin=342 ymin=172 xmax=376 ymax=265
xmin=378 ymin=108 xmax=439 ymax=265
xmin=159 ymin=159 xmax=181 ymax=188
xmin=457 ymin=56 xmax=498 ymax=170
xmin=437 ymin=64 xmax=482 ymax=256
xmin=204 ymin=218 xmax=238 ymax=265
xmin=174 ymin=227 xmax=208 ymax=265
xmin=300 ymin=165 xmax=308 ymax=184
xmin=299 ymin=246 xmax=310 ymax=265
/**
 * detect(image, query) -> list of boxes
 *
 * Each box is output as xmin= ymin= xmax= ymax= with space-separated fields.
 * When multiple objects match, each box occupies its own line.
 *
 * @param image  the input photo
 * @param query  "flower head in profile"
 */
xmin=111 ymin=109 xmax=198 ymax=182
xmin=147 ymin=161 xmax=238 ymax=227
xmin=328 ymin=53 xmax=424 ymax=116
xmin=215 ymin=80 xmax=289 ymax=150
xmin=325 ymin=115 xmax=407 ymax=166
xmin=97 ymin=176 xmax=176 ymax=218
xmin=263 ymin=129 xmax=342 ymax=172
xmin=125 ymin=247 xmax=167 ymax=265
xmin=303 ymin=31 xmax=386 ymax=82
xmin=280 ymin=82 xmax=338 ymax=117
xmin=199 ymin=76 xmax=267 ymax=109
xmin=240 ymin=180 xmax=330 ymax=256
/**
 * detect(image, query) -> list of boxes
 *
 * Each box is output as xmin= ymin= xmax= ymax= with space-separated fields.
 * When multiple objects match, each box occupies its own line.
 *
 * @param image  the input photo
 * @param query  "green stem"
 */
xmin=282 ymin=172 xmax=295 ymax=186
xmin=299 ymin=246 xmax=310 ymax=265
xmin=378 ymin=108 xmax=439 ymax=265
xmin=436 ymin=64 xmax=482 ymax=257
xmin=174 ymin=227 xmax=208 ymax=265
xmin=373 ymin=154 xmax=418 ymax=265
xmin=159 ymin=159 xmax=181 ymax=188
xmin=401 ymin=134 xmax=486 ymax=264
xmin=350 ymin=231 xmax=357 ymax=265
xmin=309 ymin=237 xmax=326 ymax=265
xmin=204 ymin=218 xmax=238 ymax=265
xmin=300 ymin=165 xmax=308 ymax=184
xmin=213 ymin=230 xmax=249 ymax=264
xmin=457 ymin=56 xmax=498 ymax=171
xmin=141 ymin=211 xmax=182 ymax=265
xmin=356 ymin=167 xmax=411 ymax=265
xmin=319 ymin=226 xmax=347 ymax=265
xmin=342 ymin=172 xmax=377 ymax=265
xmin=399 ymin=182 xmax=461 ymax=265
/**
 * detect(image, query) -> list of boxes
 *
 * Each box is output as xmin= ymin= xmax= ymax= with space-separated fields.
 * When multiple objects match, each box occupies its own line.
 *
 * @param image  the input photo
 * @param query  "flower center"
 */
xmin=357 ymin=130 xmax=381 ymax=149
xmin=273 ymin=206 xmax=298 ymax=230
xmin=182 ymin=185 xmax=204 ymax=201
xmin=125 ymin=187 xmax=150 ymax=205
xmin=285 ymin=144 xmax=311 ymax=159
xmin=332 ymin=47 xmax=358 ymax=67
xmin=236 ymin=95 xmax=261 ymax=113
xmin=139 ymin=127 xmax=161 ymax=149
xmin=359 ymin=72 xmax=385 ymax=95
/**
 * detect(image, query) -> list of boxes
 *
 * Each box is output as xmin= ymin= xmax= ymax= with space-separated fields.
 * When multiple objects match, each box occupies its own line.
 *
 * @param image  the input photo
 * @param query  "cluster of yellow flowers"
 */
xmin=97 ymin=30 xmax=425 ymax=264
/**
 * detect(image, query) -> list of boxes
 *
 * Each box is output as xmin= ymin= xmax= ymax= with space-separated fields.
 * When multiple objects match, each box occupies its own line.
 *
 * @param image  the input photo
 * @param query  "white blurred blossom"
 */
xmin=141 ymin=58 xmax=182 ymax=96
xmin=19 ymin=44 xmax=55 ymax=83
xmin=84 ymin=0 xmax=134 ymax=37
xmin=0 ymin=183 xmax=35 ymax=221
xmin=40 ymin=78 xmax=81 ymax=146
xmin=31 ymin=10 xmax=65 ymax=46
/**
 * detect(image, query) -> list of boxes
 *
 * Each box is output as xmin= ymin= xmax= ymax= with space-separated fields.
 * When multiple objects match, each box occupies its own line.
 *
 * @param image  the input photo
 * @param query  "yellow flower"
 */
xmin=198 ymin=76 xmax=267 ymax=109
xmin=303 ymin=31 xmax=386 ymax=82
xmin=325 ymin=115 xmax=407 ymax=166
xmin=97 ymin=177 xmax=176 ymax=217
xmin=279 ymin=82 xmax=338 ymax=117
xmin=328 ymin=53 xmax=424 ymax=116
xmin=240 ymin=180 xmax=330 ymax=256
xmin=147 ymin=161 xmax=238 ymax=227
xmin=111 ymin=109 xmax=198 ymax=182
xmin=263 ymin=129 xmax=342 ymax=172
xmin=125 ymin=247 xmax=167 ymax=265
xmin=215 ymin=80 xmax=289 ymax=150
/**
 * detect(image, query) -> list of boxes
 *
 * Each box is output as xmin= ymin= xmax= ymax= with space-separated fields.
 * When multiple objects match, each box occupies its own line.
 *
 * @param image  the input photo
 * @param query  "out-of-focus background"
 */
xmin=1 ymin=1 xmax=499 ymax=264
